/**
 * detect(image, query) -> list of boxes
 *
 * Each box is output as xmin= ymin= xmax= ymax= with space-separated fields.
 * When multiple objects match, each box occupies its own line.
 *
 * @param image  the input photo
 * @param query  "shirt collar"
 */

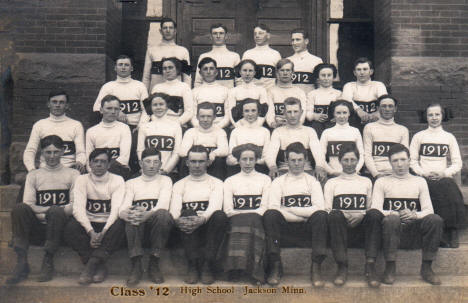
xmin=116 ymin=76 xmax=132 ymax=83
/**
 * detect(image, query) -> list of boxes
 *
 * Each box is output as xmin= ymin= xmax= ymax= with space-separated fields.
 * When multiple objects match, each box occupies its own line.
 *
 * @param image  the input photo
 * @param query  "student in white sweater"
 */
xmin=119 ymin=148 xmax=174 ymax=286
xmin=138 ymin=93 xmax=182 ymax=182
xmin=194 ymin=23 xmax=241 ymax=88
xmin=170 ymin=146 xmax=227 ymax=285
xmin=191 ymin=57 xmax=230 ymax=129
xmin=370 ymin=144 xmax=443 ymax=285
xmin=142 ymin=18 xmax=191 ymax=91
xmin=324 ymin=144 xmax=379 ymax=288
xmin=181 ymin=102 xmax=228 ymax=180
xmin=306 ymin=63 xmax=342 ymax=137
xmin=266 ymin=58 xmax=307 ymax=129
xmin=227 ymin=59 xmax=271 ymax=127
xmin=7 ymin=136 xmax=80 ymax=284
xmin=223 ymin=144 xmax=271 ymax=284
xmin=227 ymin=99 xmax=270 ymax=176
xmin=23 ymin=90 xmax=86 ymax=173
xmin=64 ymin=149 xmax=126 ymax=285
xmin=320 ymin=100 xmax=364 ymax=176
xmin=242 ymin=24 xmax=282 ymax=89
xmin=410 ymin=103 xmax=464 ymax=248
xmin=86 ymin=95 xmax=132 ymax=180
xmin=263 ymin=142 xmax=328 ymax=287
xmin=363 ymin=95 xmax=409 ymax=180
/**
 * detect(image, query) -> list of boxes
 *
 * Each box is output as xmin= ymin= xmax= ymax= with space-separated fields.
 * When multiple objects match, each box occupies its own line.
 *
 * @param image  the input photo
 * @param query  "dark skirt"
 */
xmin=426 ymin=177 xmax=465 ymax=229
xmin=221 ymin=213 xmax=266 ymax=282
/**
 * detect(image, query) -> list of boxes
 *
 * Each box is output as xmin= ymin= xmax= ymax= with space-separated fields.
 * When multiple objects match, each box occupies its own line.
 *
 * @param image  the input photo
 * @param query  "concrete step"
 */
xmin=1 ymin=242 xmax=468 ymax=277
xmin=0 ymin=275 xmax=467 ymax=303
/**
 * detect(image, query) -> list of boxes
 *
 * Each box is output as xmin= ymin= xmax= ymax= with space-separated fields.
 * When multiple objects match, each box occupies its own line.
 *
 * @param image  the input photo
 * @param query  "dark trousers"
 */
xmin=128 ymin=125 xmax=140 ymax=174
xmin=108 ymin=160 xmax=132 ymax=181
xmin=381 ymin=212 xmax=443 ymax=261
xmin=63 ymin=217 xmax=126 ymax=263
xmin=180 ymin=156 xmax=227 ymax=180
xmin=126 ymin=209 xmax=174 ymax=258
xmin=11 ymin=204 xmax=68 ymax=253
xmin=179 ymin=210 xmax=228 ymax=262
xmin=328 ymin=209 xmax=382 ymax=264
xmin=263 ymin=209 xmax=328 ymax=263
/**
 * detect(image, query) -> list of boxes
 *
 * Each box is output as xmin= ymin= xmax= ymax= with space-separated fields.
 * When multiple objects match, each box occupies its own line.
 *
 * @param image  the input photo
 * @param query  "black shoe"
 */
xmin=37 ymin=253 xmax=54 ymax=282
xmin=93 ymin=263 xmax=107 ymax=283
xmin=421 ymin=264 xmax=441 ymax=285
xmin=200 ymin=261 xmax=215 ymax=285
xmin=79 ymin=257 xmax=99 ymax=285
xmin=382 ymin=261 xmax=396 ymax=285
xmin=148 ymin=257 xmax=164 ymax=284
xmin=311 ymin=262 xmax=324 ymax=288
xmin=365 ymin=262 xmax=380 ymax=288
xmin=6 ymin=262 xmax=30 ymax=285
xmin=266 ymin=260 xmax=281 ymax=286
xmin=450 ymin=229 xmax=459 ymax=248
xmin=333 ymin=263 xmax=348 ymax=287
xmin=185 ymin=260 xmax=199 ymax=284
xmin=127 ymin=258 xmax=143 ymax=287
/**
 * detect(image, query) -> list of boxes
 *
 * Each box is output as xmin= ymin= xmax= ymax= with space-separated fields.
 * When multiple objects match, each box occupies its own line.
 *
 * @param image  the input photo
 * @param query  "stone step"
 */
xmin=1 ymin=275 xmax=467 ymax=303
xmin=1 ymin=242 xmax=468 ymax=277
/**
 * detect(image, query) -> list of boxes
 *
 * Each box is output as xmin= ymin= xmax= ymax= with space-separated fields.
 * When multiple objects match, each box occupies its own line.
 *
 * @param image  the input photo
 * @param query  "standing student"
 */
xmin=410 ymin=103 xmax=464 ymax=248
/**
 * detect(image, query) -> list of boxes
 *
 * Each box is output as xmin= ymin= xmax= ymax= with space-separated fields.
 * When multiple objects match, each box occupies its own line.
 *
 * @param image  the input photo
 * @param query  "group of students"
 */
xmin=6 ymin=18 xmax=465 ymax=289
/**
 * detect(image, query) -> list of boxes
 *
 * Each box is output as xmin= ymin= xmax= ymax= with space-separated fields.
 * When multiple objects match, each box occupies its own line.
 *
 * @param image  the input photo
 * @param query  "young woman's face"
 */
xmin=242 ymin=102 xmax=259 ymax=123
xmin=334 ymin=104 xmax=350 ymax=125
xmin=239 ymin=150 xmax=256 ymax=173
xmin=151 ymin=97 xmax=168 ymax=117
xmin=426 ymin=106 xmax=443 ymax=128
xmin=317 ymin=67 xmax=334 ymax=88
xmin=240 ymin=63 xmax=256 ymax=83
xmin=162 ymin=60 xmax=178 ymax=81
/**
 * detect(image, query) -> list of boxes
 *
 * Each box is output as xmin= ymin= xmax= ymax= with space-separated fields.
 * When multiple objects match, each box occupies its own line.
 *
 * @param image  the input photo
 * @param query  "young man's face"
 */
xmin=140 ymin=154 xmax=161 ymax=177
xmin=277 ymin=63 xmax=293 ymax=84
xmin=340 ymin=151 xmax=358 ymax=175
xmin=187 ymin=151 xmax=208 ymax=177
xmin=353 ymin=62 xmax=373 ymax=83
xmin=115 ymin=58 xmax=133 ymax=78
xmin=90 ymin=153 xmax=110 ymax=177
xmin=42 ymin=144 xmax=64 ymax=168
xmin=211 ymin=27 xmax=226 ymax=46
xmin=284 ymin=103 xmax=302 ymax=126
xmin=200 ymin=62 xmax=218 ymax=83
xmin=254 ymin=27 xmax=269 ymax=46
xmin=197 ymin=108 xmax=215 ymax=129
xmin=378 ymin=98 xmax=397 ymax=121
xmin=427 ymin=106 xmax=443 ymax=128
xmin=389 ymin=151 xmax=410 ymax=176
xmin=287 ymin=151 xmax=305 ymax=175
xmin=162 ymin=60 xmax=178 ymax=81
xmin=160 ymin=21 xmax=176 ymax=41
xmin=291 ymin=33 xmax=308 ymax=53
xmin=48 ymin=94 xmax=68 ymax=117
xmin=101 ymin=100 xmax=121 ymax=123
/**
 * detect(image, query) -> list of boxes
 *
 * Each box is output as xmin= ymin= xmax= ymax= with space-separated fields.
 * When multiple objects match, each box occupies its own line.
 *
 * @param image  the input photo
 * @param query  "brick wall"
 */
xmin=374 ymin=0 xmax=392 ymax=85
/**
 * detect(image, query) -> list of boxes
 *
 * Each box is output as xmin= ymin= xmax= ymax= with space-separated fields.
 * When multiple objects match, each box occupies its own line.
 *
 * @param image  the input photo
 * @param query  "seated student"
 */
xmin=227 ymin=59 xmax=270 ymax=127
xmin=64 ymin=149 xmax=126 ymax=285
xmin=263 ymin=142 xmax=328 ymax=287
xmin=410 ymin=103 xmax=464 ymax=248
xmin=227 ymin=99 xmax=270 ymax=176
xmin=266 ymin=58 xmax=307 ymax=129
xmin=147 ymin=57 xmax=193 ymax=128
xmin=180 ymin=102 xmax=228 ymax=180
xmin=306 ymin=63 xmax=342 ymax=137
xmin=191 ymin=57 xmax=230 ymax=130
xmin=170 ymin=145 xmax=227 ymax=285
xmin=320 ymin=100 xmax=364 ymax=177
xmin=341 ymin=58 xmax=387 ymax=131
xmin=119 ymin=148 xmax=174 ymax=286
xmin=86 ymin=94 xmax=132 ymax=180
xmin=266 ymin=97 xmax=326 ymax=181
xmin=370 ymin=143 xmax=444 ymax=285
xmin=138 ymin=93 xmax=182 ymax=182
xmin=7 ymin=135 xmax=80 ymax=284
xmin=324 ymin=144 xmax=380 ymax=287
xmin=222 ymin=143 xmax=271 ymax=285
xmin=23 ymin=90 xmax=86 ymax=174
xmin=363 ymin=95 xmax=409 ymax=180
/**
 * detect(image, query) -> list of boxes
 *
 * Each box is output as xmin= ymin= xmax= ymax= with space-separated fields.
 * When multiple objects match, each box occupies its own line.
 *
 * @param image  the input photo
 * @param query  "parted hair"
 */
xmin=284 ymin=97 xmax=302 ymax=110
xmin=232 ymin=143 xmax=262 ymax=161
xmin=143 ymin=92 xmax=170 ymax=116
xmin=312 ymin=63 xmax=337 ymax=83
xmin=210 ymin=23 xmax=228 ymax=33
xmin=161 ymin=57 xmax=182 ymax=75
xmin=285 ymin=142 xmax=307 ymax=159
xmin=101 ymin=94 xmax=121 ymax=108
xmin=48 ymin=90 xmax=69 ymax=102
xmin=188 ymin=145 xmax=209 ymax=159
xmin=198 ymin=57 xmax=217 ymax=69
xmin=115 ymin=54 xmax=133 ymax=66
xmin=161 ymin=17 xmax=176 ymax=28
xmin=89 ymin=148 xmax=110 ymax=162
xmin=353 ymin=57 xmax=374 ymax=70
xmin=388 ymin=143 xmax=410 ymax=159
xmin=338 ymin=143 xmax=360 ymax=161
xmin=40 ymin=135 xmax=64 ymax=150
xmin=197 ymin=102 xmax=216 ymax=115
xmin=377 ymin=94 xmax=398 ymax=107
xmin=141 ymin=147 xmax=161 ymax=160
xmin=328 ymin=99 xmax=354 ymax=118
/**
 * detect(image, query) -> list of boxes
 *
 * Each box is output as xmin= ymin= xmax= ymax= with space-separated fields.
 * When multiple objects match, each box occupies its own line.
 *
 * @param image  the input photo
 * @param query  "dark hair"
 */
xmin=161 ymin=57 xmax=182 ymax=75
xmin=188 ymin=145 xmax=209 ymax=159
xmin=40 ymin=135 xmax=64 ymax=150
xmin=115 ymin=54 xmax=133 ymax=66
xmin=377 ymin=94 xmax=398 ymax=107
xmin=232 ymin=143 xmax=262 ymax=161
xmin=276 ymin=58 xmax=294 ymax=71
xmin=198 ymin=57 xmax=217 ymax=70
xmin=312 ymin=63 xmax=337 ymax=84
xmin=241 ymin=98 xmax=268 ymax=117
xmin=338 ymin=143 xmax=360 ymax=161
xmin=284 ymin=97 xmax=302 ymax=110
xmin=329 ymin=100 xmax=354 ymax=118
xmin=388 ymin=143 xmax=409 ymax=159
xmin=143 ymin=92 xmax=169 ymax=116
xmin=255 ymin=23 xmax=270 ymax=33
xmin=48 ymin=90 xmax=68 ymax=103
xmin=419 ymin=103 xmax=453 ymax=123
xmin=290 ymin=28 xmax=309 ymax=40
xmin=141 ymin=147 xmax=161 ymax=161
xmin=161 ymin=17 xmax=176 ymax=28
xmin=353 ymin=57 xmax=374 ymax=70
xmin=197 ymin=102 xmax=216 ymax=116
xmin=89 ymin=148 xmax=110 ymax=162
xmin=210 ymin=23 xmax=228 ymax=34
xmin=101 ymin=94 xmax=121 ymax=108
xmin=236 ymin=59 xmax=258 ymax=76
xmin=285 ymin=142 xmax=307 ymax=159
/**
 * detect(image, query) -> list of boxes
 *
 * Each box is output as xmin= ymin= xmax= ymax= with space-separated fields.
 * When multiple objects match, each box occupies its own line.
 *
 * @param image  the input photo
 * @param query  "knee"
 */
xmin=382 ymin=214 xmax=400 ymax=228
xmin=328 ymin=210 xmax=345 ymax=222
xmin=311 ymin=210 xmax=328 ymax=222
xmin=366 ymin=209 xmax=384 ymax=221
xmin=422 ymin=214 xmax=444 ymax=228
xmin=180 ymin=209 xmax=197 ymax=217
xmin=11 ymin=203 xmax=31 ymax=217
xmin=46 ymin=205 xmax=66 ymax=217
xmin=153 ymin=209 xmax=174 ymax=225
xmin=210 ymin=210 xmax=227 ymax=223
xmin=263 ymin=209 xmax=281 ymax=224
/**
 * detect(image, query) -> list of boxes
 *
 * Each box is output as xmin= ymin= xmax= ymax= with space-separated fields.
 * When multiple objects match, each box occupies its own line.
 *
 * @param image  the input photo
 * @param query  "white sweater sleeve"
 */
xmin=74 ymin=122 xmax=87 ymax=165
xmin=201 ymin=179 xmax=224 ymax=220
xmin=178 ymin=86 xmax=193 ymax=126
xmin=103 ymin=176 xmax=125 ymax=231
xmin=265 ymin=129 xmax=280 ymax=169
xmin=72 ymin=176 xmax=93 ymax=233
xmin=444 ymin=134 xmax=462 ymax=177
xmin=409 ymin=133 xmax=427 ymax=177
xmin=355 ymin=129 xmax=365 ymax=172
xmin=179 ymin=129 xmax=194 ymax=158
xmin=213 ymin=130 xmax=229 ymax=157
xmin=170 ymin=181 xmax=183 ymax=220
xmin=154 ymin=177 xmax=173 ymax=212
xmin=116 ymin=124 xmax=132 ymax=166
xmin=23 ymin=123 xmax=41 ymax=171
xmin=323 ymin=179 xmax=334 ymax=212
xmin=223 ymin=179 xmax=241 ymax=217
xmin=142 ymin=49 xmax=152 ymax=90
